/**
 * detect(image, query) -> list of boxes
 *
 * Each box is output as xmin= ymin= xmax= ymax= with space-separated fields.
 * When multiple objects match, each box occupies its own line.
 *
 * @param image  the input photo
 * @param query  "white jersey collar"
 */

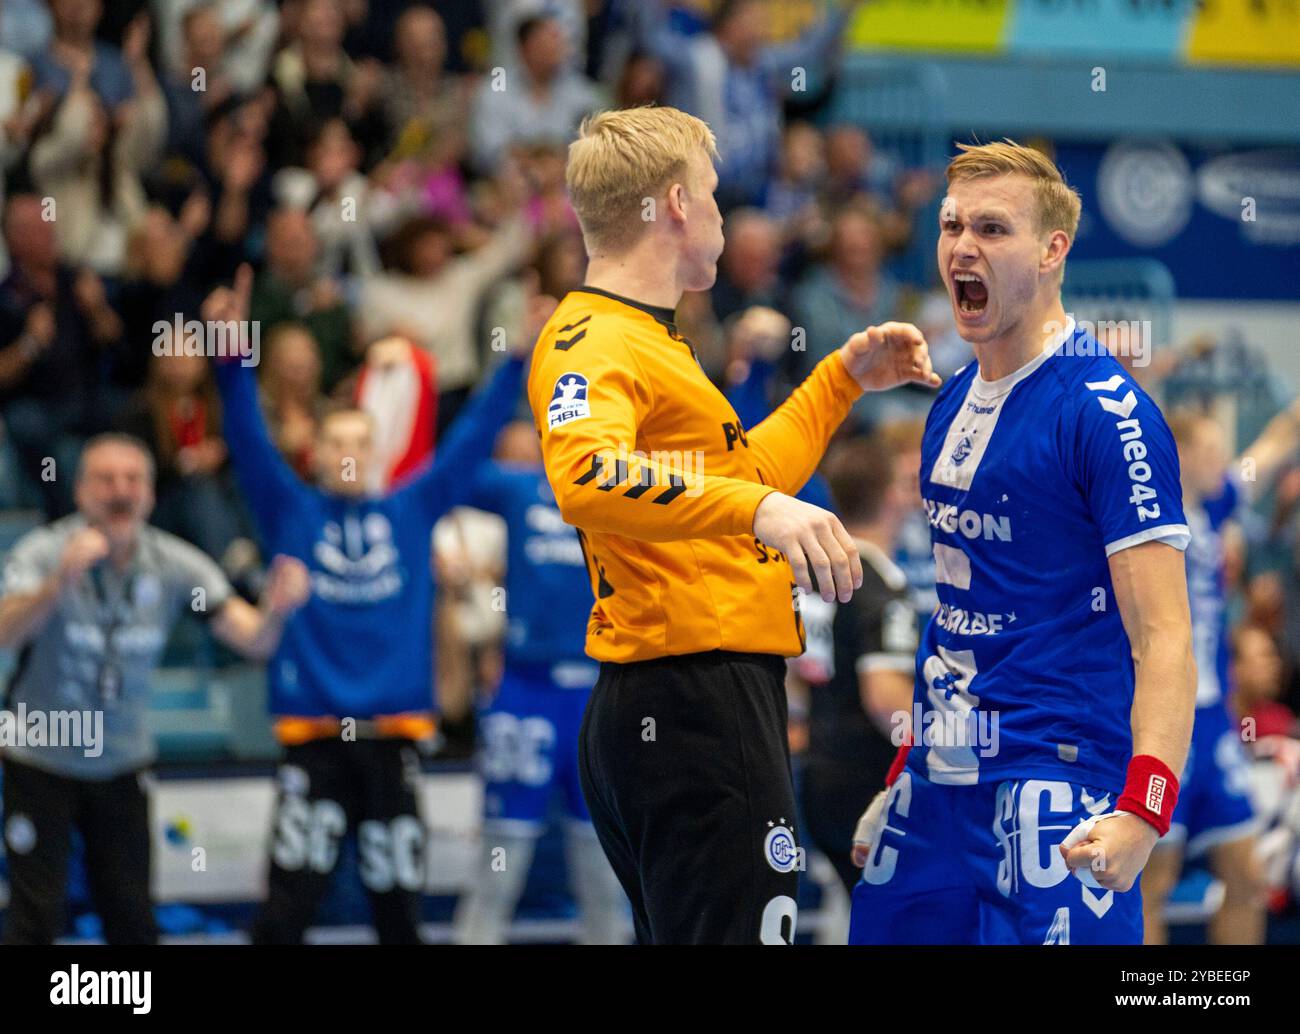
xmin=971 ymin=316 xmax=1075 ymax=399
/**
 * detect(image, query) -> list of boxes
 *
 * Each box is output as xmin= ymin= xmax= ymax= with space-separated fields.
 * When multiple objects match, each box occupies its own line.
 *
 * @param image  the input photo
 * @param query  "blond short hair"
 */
xmin=946 ymin=140 xmax=1082 ymax=240
xmin=566 ymin=106 xmax=718 ymax=255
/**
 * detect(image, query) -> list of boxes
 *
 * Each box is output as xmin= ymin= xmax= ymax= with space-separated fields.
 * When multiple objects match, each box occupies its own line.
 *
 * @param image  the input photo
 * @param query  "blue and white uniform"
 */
xmin=468 ymin=463 xmax=597 ymax=832
xmin=850 ymin=320 xmax=1190 ymax=944
xmin=1170 ymin=478 xmax=1257 ymax=855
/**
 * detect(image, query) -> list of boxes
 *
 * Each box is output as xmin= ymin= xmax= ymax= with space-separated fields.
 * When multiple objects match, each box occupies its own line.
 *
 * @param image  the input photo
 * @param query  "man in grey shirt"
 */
xmin=0 ymin=433 xmax=309 ymax=944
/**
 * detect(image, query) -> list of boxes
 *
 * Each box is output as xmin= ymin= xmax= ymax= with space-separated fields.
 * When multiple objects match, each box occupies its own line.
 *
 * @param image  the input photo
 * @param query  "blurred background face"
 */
xmin=1177 ymin=418 xmax=1231 ymax=498
xmin=75 ymin=443 xmax=155 ymax=546
xmin=716 ymin=1 xmax=765 ymax=66
xmin=618 ymin=54 xmax=664 ymax=108
xmin=831 ymin=209 xmax=883 ymax=277
xmin=152 ymin=351 xmax=208 ymax=394
xmin=536 ymin=233 xmax=586 ymax=297
xmin=309 ymin=121 xmax=360 ymax=189
xmin=937 ymin=173 xmax=1045 ymax=345
xmin=269 ymin=329 xmax=323 ymax=396
xmin=300 ymin=0 xmax=345 ymax=49
xmin=4 ymin=196 xmax=58 ymax=270
xmin=396 ymin=8 xmax=445 ymax=72
xmin=826 ymin=126 xmax=871 ymax=182
xmin=722 ymin=213 xmax=779 ymax=292
xmin=184 ymin=7 xmax=225 ymax=69
xmin=520 ymin=19 xmax=568 ymax=81
xmin=408 ymin=226 xmax=453 ymax=278
xmin=314 ymin=411 xmax=373 ymax=495
xmin=782 ymin=124 xmax=825 ymax=183
xmin=1235 ymin=626 xmax=1283 ymax=703
xmin=52 ymin=0 xmax=101 ymax=39
xmin=266 ymin=210 xmax=320 ymax=283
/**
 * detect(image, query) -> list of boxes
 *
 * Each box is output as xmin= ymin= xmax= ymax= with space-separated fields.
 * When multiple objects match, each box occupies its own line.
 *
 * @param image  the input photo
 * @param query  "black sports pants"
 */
xmin=252 ymin=737 xmax=427 ymax=945
xmin=578 ymin=650 xmax=802 ymax=944
xmin=1 ymin=757 xmax=157 ymax=945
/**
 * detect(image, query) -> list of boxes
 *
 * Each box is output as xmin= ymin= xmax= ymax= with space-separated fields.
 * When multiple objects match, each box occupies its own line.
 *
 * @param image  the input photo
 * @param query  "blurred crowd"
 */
xmin=0 ymin=0 xmax=950 ymax=711
xmin=1 ymin=0 xmax=1299 ymax=934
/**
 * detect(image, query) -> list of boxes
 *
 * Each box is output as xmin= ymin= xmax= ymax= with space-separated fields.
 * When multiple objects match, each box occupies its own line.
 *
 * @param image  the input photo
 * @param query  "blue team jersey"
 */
xmin=215 ymin=357 xmax=524 ymax=719
xmin=1186 ymin=479 xmax=1237 ymax=710
xmin=909 ymin=321 xmax=1189 ymax=793
xmin=467 ymin=462 xmax=596 ymax=681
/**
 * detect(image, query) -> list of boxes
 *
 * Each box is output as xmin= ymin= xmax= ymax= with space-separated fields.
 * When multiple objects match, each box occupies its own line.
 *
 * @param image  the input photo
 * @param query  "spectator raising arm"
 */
xmin=389 ymin=350 xmax=528 ymax=526
xmin=204 ymin=265 xmax=311 ymax=537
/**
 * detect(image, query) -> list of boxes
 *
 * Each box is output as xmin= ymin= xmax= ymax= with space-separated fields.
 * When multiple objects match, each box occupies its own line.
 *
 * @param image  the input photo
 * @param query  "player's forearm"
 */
xmin=550 ymin=447 xmax=776 ymax=543
xmin=1129 ymin=623 xmax=1196 ymax=774
xmin=745 ymin=350 xmax=863 ymax=496
xmin=0 ymin=578 xmax=63 ymax=649
xmin=212 ymin=597 xmax=290 ymax=662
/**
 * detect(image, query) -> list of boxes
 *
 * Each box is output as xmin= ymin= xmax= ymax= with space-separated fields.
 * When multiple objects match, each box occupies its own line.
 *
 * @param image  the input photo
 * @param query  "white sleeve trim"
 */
xmin=1104 ymin=523 xmax=1190 ymax=557
xmin=856 ymin=653 xmax=916 ymax=675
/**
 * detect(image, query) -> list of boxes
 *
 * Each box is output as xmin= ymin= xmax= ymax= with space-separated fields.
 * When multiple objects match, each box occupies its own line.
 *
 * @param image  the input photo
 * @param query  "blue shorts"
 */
xmin=849 ymin=769 xmax=1143 ymax=945
xmin=477 ymin=665 xmax=594 ymax=833
xmin=1166 ymin=702 xmax=1257 ymax=857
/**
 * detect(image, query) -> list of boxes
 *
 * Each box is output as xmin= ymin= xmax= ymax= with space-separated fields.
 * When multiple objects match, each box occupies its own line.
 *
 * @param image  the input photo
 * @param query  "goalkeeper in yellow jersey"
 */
xmin=527 ymin=106 xmax=938 ymax=944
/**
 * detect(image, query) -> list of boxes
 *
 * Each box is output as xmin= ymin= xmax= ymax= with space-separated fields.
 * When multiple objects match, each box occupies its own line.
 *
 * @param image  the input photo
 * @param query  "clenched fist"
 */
xmin=59 ymin=527 xmax=110 ymax=589
xmin=261 ymin=555 xmax=311 ymax=618
xmin=1059 ymin=811 xmax=1158 ymax=894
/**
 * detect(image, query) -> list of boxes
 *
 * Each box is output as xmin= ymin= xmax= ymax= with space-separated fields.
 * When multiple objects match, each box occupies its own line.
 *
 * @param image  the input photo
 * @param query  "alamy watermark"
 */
xmin=890 ymin=704 xmax=1000 ymax=759
xmin=0 ymin=704 xmax=103 ymax=758
xmin=1044 ymin=315 xmax=1152 ymax=368
xmin=585 ymin=443 xmax=708 ymax=499
xmin=153 ymin=313 xmax=260 ymax=367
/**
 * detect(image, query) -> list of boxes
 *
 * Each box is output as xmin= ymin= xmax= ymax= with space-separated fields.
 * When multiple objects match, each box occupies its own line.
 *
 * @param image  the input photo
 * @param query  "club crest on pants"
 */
xmin=764 ymin=820 xmax=799 ymax=874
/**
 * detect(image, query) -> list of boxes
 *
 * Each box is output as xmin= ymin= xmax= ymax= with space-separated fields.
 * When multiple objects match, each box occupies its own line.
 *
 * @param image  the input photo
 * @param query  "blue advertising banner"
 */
xmin=1055 ymin=141 xmax=1300 ymax=300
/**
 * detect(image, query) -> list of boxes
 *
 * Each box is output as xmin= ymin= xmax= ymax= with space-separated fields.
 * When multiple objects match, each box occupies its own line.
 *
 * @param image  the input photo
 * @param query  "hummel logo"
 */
xmin=1085 ymin=376 xmax=1137 ymax=418
xmin=1095 ymin=390 xmax=1137 ymax=419
xmin=1084 ymin=375 xmax=1126 ymax=393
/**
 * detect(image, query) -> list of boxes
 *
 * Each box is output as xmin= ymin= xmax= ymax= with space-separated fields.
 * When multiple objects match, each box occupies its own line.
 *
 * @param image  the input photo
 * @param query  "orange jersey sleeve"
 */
xmin=529 ymin=312 xmax=777 ymax=543
xmin=744 ymin=350 xmax=864 ymax=496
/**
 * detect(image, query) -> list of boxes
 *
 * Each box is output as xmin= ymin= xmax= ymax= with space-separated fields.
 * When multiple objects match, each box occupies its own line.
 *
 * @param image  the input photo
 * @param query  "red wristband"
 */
xmin=1115 ymin=754 xmax=1180 ymax=837
xmin=885 ymin=739 xmax=912 ymax=787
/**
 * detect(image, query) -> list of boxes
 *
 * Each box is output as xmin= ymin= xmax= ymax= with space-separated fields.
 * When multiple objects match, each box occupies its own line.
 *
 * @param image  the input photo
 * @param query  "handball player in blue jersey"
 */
xmin=451 ymin=421 xmax=627 ymax=944
xmin=848 ymin=142 xmax=1196 ymax=945
xmin=202 ymin=268 xmax=526 ymax=943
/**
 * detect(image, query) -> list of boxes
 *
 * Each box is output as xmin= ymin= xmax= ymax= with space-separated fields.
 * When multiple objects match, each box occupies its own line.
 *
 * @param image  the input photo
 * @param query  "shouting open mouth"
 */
xmin=953 ymin=271 xmax=988 ymax=317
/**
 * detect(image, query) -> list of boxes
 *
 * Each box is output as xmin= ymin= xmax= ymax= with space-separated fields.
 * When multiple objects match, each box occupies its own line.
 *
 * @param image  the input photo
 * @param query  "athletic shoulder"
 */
xmin=529 ymin=292 xmax=644 ymax=390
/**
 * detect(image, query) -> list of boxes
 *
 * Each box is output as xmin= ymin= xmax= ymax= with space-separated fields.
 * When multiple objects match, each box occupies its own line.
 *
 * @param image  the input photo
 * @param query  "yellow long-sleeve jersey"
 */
xmin=527 ymin=287 xmax=864 ymax=663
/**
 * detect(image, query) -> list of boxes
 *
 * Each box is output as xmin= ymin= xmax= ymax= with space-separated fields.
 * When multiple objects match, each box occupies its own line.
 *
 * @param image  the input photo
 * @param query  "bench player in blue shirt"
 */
xmin=1142 ymin=406 xmax=1300 ymax=943
xmin=452 ymin=421 xmax=627 ymax=943
xmin=203 ymin=268 xmax=526 ymax=943
xmin=849 ymin=142 xmax=1196 ymax=945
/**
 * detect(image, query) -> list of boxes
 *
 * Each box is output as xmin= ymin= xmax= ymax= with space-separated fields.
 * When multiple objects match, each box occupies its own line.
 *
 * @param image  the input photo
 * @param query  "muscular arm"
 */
xmin=1109 ymin=539 xmax=1196 ymax=775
